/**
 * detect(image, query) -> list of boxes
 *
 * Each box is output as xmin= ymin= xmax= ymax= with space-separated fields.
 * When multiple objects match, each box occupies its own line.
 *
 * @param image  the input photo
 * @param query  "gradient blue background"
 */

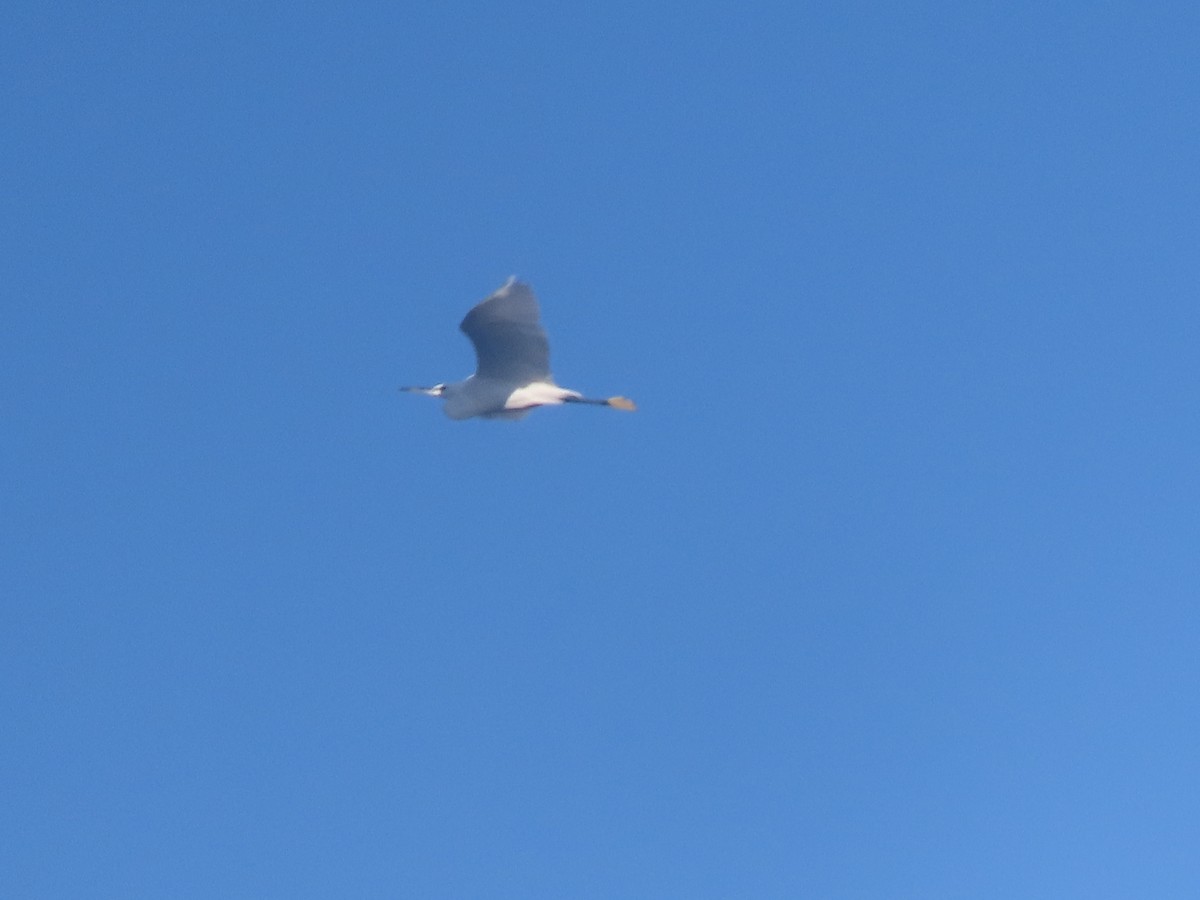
xmin=4 ymin=2 xmax=1198 ymax=896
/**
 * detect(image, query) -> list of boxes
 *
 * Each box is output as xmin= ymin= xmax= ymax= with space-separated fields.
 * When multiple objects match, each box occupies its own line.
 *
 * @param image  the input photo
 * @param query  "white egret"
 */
xmin=401 ymin=277 xmax=637 ymax=421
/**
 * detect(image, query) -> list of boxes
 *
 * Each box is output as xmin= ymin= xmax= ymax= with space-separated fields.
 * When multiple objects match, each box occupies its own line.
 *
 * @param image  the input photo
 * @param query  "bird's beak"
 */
xmin=400 ymin=386 xmax=440 ymax=397
xmin=606 ymin=396 xmax=637 ymax=411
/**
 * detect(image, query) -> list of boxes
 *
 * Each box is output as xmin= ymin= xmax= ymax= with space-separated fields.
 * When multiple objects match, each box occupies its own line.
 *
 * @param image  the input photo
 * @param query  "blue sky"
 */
xmin=3 ymin=2 xmax=1198 ymax=896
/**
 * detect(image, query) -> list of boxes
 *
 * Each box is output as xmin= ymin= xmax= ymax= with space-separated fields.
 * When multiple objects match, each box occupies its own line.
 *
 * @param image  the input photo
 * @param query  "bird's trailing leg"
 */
xmin=563 ymin=394 xmax=637 ymax=411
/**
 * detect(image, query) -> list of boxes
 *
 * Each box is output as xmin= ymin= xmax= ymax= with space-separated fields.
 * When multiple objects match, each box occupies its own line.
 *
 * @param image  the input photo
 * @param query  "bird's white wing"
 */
xmin=459 ymin=278 xmax=552 ymax=384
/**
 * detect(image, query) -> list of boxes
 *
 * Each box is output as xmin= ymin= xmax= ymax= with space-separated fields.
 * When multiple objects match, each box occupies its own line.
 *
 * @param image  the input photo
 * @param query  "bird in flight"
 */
xmin=402 ymin=277 xmax=636 ymax=421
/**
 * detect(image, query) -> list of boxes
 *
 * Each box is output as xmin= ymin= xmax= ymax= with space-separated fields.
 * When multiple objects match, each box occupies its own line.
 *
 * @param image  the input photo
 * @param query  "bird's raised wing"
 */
xmin=460 ymin=278 xmax=552 ymax=384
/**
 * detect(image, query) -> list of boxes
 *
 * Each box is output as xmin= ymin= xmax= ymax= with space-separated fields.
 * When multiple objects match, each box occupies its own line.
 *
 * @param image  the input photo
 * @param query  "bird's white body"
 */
xmin=503 ymin=380 xmax=581 ymax=410
xmin=402 ymin=278 xmax=635 ymax=421
xmin=441 ymin=377 xmax=581 ymax=421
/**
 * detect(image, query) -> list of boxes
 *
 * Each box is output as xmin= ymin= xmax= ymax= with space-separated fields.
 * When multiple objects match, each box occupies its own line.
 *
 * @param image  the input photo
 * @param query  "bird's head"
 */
xmin=400 ymin=383 xmax=446 ymax=398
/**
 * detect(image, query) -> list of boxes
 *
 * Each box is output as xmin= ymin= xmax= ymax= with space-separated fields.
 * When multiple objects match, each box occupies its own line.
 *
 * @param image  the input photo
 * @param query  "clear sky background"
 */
xmin=3 ymin=2 xmax=1198 ymax=897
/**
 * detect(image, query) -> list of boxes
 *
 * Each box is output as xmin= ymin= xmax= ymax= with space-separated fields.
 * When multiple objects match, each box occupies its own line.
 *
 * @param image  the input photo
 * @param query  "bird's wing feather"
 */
xmin=460 ymin=278 xmax=552 ymax=383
